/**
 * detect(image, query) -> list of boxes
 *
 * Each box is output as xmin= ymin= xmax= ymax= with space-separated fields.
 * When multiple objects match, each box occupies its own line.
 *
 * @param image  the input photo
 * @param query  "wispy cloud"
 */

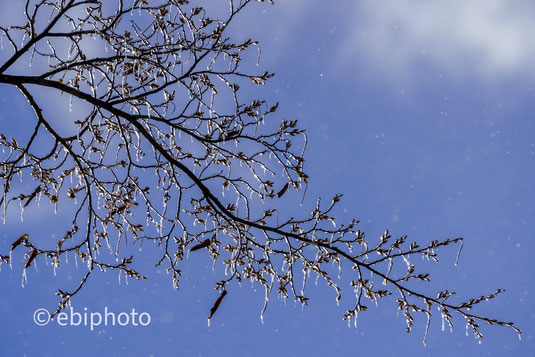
xmin=337 ymin=0 xmax=535 ymax=80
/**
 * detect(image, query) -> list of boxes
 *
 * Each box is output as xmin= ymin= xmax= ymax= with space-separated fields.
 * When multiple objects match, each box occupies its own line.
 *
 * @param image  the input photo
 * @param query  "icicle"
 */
xmin=69 ymin=95 xmax=73 ymax=112
xmin=301 ymin=269 xmax=307 ymax=297
xmin=455 ymin=239 xmax=464 ymax=266
xmin=2 ymin=193 xmax=6 ymax=224
xmin=423 ymin=313 xmax=431 ymax=346
xmin=29 ymin=46 xmax=35 ymax=67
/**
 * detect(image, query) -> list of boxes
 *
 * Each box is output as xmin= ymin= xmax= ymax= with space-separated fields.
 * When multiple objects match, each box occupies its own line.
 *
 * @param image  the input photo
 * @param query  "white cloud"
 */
xmin=337 ymin=0 xmax=535 ymax=80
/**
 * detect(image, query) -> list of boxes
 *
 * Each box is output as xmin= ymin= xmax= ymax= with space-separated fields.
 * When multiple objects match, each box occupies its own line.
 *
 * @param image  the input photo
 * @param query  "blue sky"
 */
xmin=1 ymin=0 xmax=534 ymax=356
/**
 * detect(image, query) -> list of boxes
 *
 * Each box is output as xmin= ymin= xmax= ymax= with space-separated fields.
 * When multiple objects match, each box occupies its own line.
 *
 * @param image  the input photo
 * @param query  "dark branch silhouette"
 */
xmin=0 ymin=0 xmax=520 ymax=344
